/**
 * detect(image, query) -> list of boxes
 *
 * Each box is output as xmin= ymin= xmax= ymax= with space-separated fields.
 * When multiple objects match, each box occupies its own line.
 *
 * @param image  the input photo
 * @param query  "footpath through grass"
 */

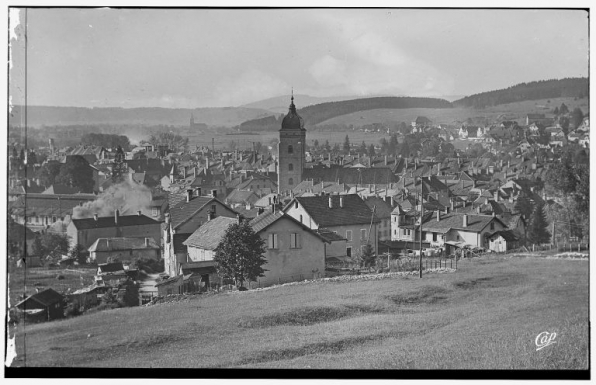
xmin=8 ymin=256 xmax=589 ymax=369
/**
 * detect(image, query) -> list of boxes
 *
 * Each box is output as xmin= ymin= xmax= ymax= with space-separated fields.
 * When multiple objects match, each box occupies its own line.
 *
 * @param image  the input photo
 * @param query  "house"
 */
xmin=182 ymin=211 xmax=330 ymax=288
xmin=487 ymin=230 xmax=520 ymax=252
xmin=68 ymin=285 xmax=111 ymax=313
xmin=284 ymin=194 xmax=379 ymax=259
xmin=225 ymin=189 xmax=259 ymax=208
xmin=95 ymin=262 xmax=137 ymax=286
xmin=363 ymin=196 xmax=394 ymax=242
xmin=420 ymin=212 xmax=508 ymax=253
xmin=526 ymin=114 xmax=554 ymax=127
xmin=67 ymin=210 xmax=161 ymax=249
xmin=155 ymin=275 xmax=184 ymax=296
xmin=163 ymin=189 xmax=237 ymax=277
xmin=88 ymin=237 xmax=160 ymax=264
xmin=232 ymin=174 xmax=277 ymax=196
xmin=15 ymin=288 xmax=65 ymax=322
xmin=8 ymin=193 xmax=97 ymax=232
xmin=412 ymin=116 xmax=432 ymax=128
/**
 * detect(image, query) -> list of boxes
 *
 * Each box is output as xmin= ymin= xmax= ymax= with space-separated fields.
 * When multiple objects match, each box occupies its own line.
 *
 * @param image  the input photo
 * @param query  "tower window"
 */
xmin=288 ymin=163 xmax=293 ymax=171
xmin=288 ymin=145 xmax=294 ymax=154
xmin=289 ymin=178 xmax=294 ymax=185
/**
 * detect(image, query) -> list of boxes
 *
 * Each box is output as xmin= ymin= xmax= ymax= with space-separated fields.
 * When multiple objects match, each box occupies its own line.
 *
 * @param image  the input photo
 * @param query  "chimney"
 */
xmin=271 ymin=203 xmax=276 ymax=214
xmin=114 ymin=209 xmax=120 ymax=225
xmin=182 ymin=167 xmax=186 ymax=179
xmin=450 ymin=199 xmax=454 ymax=211
xmin=194 ymin=167 xmax=197 ymax=178
xmin=384 ymin=195 xmax=392 ymax=206
xmin=329 ymin=196 xmax=333 ymax=209
xmin=477 ymin=206 xmax=481 ymax=214
xmin=206 ymin=157 xmax=210 ymax=170
xmin=145 ymin=238 xmax=149 ymax=247
xmin=165 ymin=213 xmax=170 ymax=224
xmin=472 ymin=180 xmax=476 ymax=188
xmin=494 ymin=190 xmax=499 ymax=201
xmin=186 ymin=189 xmax=193 ymax=202
xmin=94 ymin=213 xmax=98 ymax=222
xmin=384 ymin=155 xmax=388 ymax=166
xmin=137 ymin=210 xmax=142 ymax=216
xmin=340 ymin=196 xmax=344 ymax=208
xmin=436 ymin=210 xmax=440 ymax=221
xmin=463 ymin=214 xmax=468 ymax=227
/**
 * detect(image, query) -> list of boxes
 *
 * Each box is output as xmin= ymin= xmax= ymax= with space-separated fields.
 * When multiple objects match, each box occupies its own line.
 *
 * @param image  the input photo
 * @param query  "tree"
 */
xmin=343 ymin=135 xmax=351 ymax=154
xmin=55 ymin=155 xmax=95 ymax=192
xmin=313 ymin=139 xmax=319 ymax=149
xmin=359 ymin=243 xmax=376 ymax=270
xmin=514 ymin=193 xmax=534 ymax=220
xmin=38 ymin=161 xmax=63 ymax=187
xmin=527 ymin=202 xmax=551 ymax=245
xmin=323 ymin=140 xmax=331 ymax=152
xmin=571 ymin=108 xmax=584 ymax=129
xmin=559 ymin=103 xmax=569 ymax=114
xmin=69 ymin=244 xmax=87 ymax=265
xmin=379 ymin=138 xmax=389 ymax=154
xmin=400 ymin=141 xmax=410 ymax=158
xmin=389 ymin=133 xmax=399 ymax=154
xmin=368 ymin=144 xmax=376 ymax=158
xmin=213 ymin=221 xmax=267 ymax=289
xmin=149 ymin=132 xmax=189 ymax=152
xmin=32 ymin=233 xmax=70 ymax=261
xmin=359 ymin=141 xmax=367 ymax=154
xmin=553 ymin=106 xmax=559 ymax=115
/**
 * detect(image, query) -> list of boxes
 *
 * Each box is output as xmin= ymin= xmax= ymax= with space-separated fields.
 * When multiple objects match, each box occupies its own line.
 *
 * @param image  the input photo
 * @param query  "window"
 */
xmin=288 ymin=145 xmax=294 ymax=154
xmin=394 ymin=230 xmax=397 ymax=235
xmin=361 ymin=229 xmax=366 ymax=240
xmin=268 ymin=233 xmax=278 ymax=249
xmin=490 ymin=222 xmax=495 ymax=230
xmin=300 ymin=215 xmax=303 ymax=223
xmin=211 ymin=204 xmax=216 ymax=214
xmin=289 ymin=178 xmax=294 ymax=185
xmin=288 ymin=163 xmax=294 ymax=171
xmin=295 ymin=202 xmax=298 ymax=209
xmin=152 ymin=207 xmax=158 ymax=217
xmin=346 ymin=247 xmax=352 ymax=258
xmin=457 ymin=235 xmax=460 ymax=241
xmin=346 ymin=230 xmax=352 ymax=242
xmin=433 ymin=233 xmax=437 ymax=242
xmin=35 ymin=216 xmax=39 ymax=223
xmin=290 ymin=233 xmax=301 ymax=249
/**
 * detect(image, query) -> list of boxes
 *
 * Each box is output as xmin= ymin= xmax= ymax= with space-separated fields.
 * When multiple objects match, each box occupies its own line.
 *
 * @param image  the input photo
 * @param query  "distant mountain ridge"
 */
xmin=241 ymin=93 xmax=395 ymax=113
xmin=238 ymin=96 xmax=452 ymax=131
xmin=8 ymin=105 xmax=274 ymax=128
xmin=453 ymin=78 xmax=589 ymax=108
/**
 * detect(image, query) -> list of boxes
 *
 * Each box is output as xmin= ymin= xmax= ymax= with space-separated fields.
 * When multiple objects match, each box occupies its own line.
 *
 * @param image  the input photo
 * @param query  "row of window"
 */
xmin=267 ymin=233 xmax=301 ymax=249
xmin=344 ymin=229 xmax=367 ymax=242
xmin=27 ymin=216 xmax=60 ymax=224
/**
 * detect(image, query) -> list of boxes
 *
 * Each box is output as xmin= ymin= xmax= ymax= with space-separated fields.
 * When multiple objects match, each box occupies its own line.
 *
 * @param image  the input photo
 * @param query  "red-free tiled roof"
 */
xmin=182 ymin=216 xmax=237 ymax=250
xmin=291 ymin=194 xmax=379 ymax=227
xmin=71 ymin=214 xmax=160 ymax=230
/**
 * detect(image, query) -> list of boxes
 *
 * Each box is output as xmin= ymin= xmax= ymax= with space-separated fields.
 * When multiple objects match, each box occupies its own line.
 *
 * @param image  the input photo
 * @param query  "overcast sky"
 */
xmin=8 ymin=8 xmax=589 ymax=108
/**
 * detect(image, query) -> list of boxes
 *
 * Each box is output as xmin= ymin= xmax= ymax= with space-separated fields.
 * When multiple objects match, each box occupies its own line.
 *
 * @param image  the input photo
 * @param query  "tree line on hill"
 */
xmin=453 ymin=78 xmax=589 ymax=109
xmin=237 ymin=97 xmax=452 ymax=131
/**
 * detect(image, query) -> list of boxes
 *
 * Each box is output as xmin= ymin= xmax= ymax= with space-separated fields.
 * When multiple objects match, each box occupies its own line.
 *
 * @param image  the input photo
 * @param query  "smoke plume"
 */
xmin=73 ymin=180 xmax=153 ymax=219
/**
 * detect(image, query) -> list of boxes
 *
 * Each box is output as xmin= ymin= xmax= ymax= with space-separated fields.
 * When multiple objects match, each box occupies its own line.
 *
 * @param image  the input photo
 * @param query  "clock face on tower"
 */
xmin=278 ymin=95 xmax=306 ymax=194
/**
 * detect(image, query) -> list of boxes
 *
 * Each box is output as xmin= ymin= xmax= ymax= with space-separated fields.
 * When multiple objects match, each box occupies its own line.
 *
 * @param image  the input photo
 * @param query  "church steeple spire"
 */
xmin=289 ymin=88 xmax=296 ymax=114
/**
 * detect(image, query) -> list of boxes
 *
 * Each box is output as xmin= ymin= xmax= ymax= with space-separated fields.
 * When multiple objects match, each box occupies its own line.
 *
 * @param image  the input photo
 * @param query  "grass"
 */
xmin=7 ymin=266 xmax=97 ymax=307
xmin=8 ymin=255 xmax=588 ymax=369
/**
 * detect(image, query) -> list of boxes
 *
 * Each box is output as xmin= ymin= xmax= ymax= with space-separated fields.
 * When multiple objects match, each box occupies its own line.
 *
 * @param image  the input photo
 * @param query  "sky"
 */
xmin=8 ymin=8 xmax=589 ymax=108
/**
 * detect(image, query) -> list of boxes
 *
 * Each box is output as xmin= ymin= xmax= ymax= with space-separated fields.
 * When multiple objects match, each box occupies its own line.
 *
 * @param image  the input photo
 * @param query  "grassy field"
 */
xmin=7 ymin=266 xmax=97 ymax=307
xmin=8 ymin=255 xmax=588 ymax=369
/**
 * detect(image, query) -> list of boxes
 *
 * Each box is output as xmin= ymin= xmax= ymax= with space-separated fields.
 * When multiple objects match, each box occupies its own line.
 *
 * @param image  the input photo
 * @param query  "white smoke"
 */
xmin=73 ymin=180 xmax=153 ymax=219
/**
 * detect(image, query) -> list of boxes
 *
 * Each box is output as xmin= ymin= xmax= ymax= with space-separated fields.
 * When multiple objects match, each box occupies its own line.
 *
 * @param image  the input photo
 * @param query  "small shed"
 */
xmin=155 ymin=275 xmax=183 ymax=296
xmin=488 ymin=230 xmax=520 ymax=252
xmin=15 ymin=288 xmax=65 ymax=322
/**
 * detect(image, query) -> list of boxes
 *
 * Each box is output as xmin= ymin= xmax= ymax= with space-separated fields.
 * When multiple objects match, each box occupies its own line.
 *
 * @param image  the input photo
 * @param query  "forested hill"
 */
xmin=453 ymin=78 xmax=589 ymax=108
xmin=238 ymin=96 xmax=452 ymax=131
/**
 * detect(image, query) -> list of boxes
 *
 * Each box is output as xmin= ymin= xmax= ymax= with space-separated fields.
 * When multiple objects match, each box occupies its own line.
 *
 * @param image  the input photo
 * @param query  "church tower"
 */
xmin=278 ymin=94 xmax=306 ymax=194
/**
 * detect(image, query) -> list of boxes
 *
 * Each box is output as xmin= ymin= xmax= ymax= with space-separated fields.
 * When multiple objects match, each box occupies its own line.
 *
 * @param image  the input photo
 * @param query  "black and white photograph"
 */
xmin=3 ymin=4 xmax=591 ymax=378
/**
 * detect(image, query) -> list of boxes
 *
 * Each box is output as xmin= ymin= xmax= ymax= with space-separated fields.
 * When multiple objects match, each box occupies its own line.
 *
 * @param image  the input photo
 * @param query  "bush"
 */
xmin=56 ymin=275 xmax=65 ymax=280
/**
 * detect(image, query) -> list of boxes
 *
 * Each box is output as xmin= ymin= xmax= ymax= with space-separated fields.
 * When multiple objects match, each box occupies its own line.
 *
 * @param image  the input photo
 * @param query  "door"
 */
xmin=201 ymin=274 xmax=210 ymax=290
